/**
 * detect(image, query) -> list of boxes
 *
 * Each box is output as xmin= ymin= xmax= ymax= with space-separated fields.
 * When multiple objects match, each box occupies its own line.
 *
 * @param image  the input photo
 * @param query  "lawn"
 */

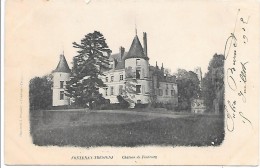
xmin=30 ymin=110 xmax=225 ymax=147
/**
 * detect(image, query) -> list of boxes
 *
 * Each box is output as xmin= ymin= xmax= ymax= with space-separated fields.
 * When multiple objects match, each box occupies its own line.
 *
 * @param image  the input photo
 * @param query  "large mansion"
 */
xmin=52 ymin=32 xmax=178 ymax=107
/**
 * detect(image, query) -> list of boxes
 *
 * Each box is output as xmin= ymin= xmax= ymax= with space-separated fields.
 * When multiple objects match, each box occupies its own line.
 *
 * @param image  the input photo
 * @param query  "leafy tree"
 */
xmin=121 ymin=67 xmax=137 ymax=107
xmin=29 ymin=75 xmax=53 ymax=110
xmin=201 ymin=54 xmax=224 ymax=113
xmin=164 ymin=68 xmax=171 ymax=76
xmin=176 ymin=69 xmax=201 ymax=110
xmin=66 ymin=31 xmax=111 ymax=108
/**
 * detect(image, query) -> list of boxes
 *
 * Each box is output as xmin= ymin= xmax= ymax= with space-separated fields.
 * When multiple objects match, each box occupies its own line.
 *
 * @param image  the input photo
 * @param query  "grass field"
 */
xmin=30 ymin=110 xmax=224 ymax=147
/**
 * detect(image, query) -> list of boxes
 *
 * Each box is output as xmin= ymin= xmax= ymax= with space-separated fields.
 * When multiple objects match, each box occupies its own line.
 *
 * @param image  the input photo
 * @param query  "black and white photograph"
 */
xmin=3 ymin=0 xmax=259 ymax=165
xmin=30 ymin=29 xmax=225 ymax=147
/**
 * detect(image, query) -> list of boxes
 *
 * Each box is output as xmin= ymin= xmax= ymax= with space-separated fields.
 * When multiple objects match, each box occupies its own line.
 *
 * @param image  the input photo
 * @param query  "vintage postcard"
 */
xmin=4 ymin=0 xmax=259 ymax=165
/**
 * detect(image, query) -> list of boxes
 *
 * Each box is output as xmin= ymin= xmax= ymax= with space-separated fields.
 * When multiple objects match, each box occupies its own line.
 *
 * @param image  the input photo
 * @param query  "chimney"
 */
xmin=119 ymin=46 xmax=125 ymax=61
xmin=143 ymin=32 xmax=147 ymax=57
xmin=161 ymin=63 xmax=164 ymax=72
xmin=156 ymin=61 xmax=158 ymax=69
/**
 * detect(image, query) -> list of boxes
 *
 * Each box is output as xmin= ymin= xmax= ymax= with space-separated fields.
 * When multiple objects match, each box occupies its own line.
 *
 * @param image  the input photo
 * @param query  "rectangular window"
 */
xmin=136 ymin=70 xmax=141 ymax=79
xmin=166 ymin=84 xmax=168 ymax=89
xmin=60 ymin=81 xmax=64 ymax=88
xmin=119 ymin=85 xmax=123 ymax=95
xmin=104 ymin=88 xmax=108 ymax=96
xmin=159 ymin=89 xmax=163 ymax=96
xmin=105 ymin=77 xmax=108 ymax=82
xmin=171 ymin=90 xmax=175 ymax=96
xmin=136 ymin=85 xmax=141 ymax=94
xmin=136 ymin=59 xmax=141 ymax=66
xmin=166 ymin=89 xmax=168 ymax=95
xmin=120 ymin=74 xmax=123 ymax=81
xmin=60 ymin=91 xmax=64 ymax=100
xmin=111 ymin=86 xmax=114 ymax=95
xmin=111 ymin=76 xmax=114 ymax=82
xmin=172 ymin=84 xmax=174 ymax=88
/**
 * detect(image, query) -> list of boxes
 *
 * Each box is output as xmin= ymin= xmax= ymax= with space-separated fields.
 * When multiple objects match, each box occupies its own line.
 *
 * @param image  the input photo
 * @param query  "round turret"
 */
xmin=52 ymin=54 xmax=71 ymax=106
xmin=124 ymin=34 xmax=150 ymax=104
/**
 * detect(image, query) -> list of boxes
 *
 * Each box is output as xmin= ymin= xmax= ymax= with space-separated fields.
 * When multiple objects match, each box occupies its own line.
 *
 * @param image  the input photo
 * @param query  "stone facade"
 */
xmin=52 ymin=32 xmax=178 ymax=107
xmin=99 ymin=32 xmax=178 ymax=107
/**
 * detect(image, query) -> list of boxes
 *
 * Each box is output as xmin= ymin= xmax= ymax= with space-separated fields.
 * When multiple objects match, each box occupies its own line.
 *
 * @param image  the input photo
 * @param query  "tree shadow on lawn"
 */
xmin=32 ymin=115 xmax=225 ymax=147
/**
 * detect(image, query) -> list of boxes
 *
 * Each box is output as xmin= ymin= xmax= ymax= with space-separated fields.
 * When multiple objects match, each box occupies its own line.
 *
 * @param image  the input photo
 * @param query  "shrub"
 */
xmin=151 ymin=102 xmax=164 ymax=108
xmin=99 ymin=103 xmax=123 ymax=110
xmin=95 ymin=96 xmax=129 ymax=110
xmin=134 ymin=103 xmax=149 ymax=109
xmin=151 ymin=102 xmax=176 ymax=110
xmin=117 ymin=95 xmax=130 ymax=108
xmin=47 ymin=105 xmax=84 ymax=110
xmin=177 ymin=101 xmax=190 ymax=111
xmin=29 ymin=75 xmax=52 ymax=110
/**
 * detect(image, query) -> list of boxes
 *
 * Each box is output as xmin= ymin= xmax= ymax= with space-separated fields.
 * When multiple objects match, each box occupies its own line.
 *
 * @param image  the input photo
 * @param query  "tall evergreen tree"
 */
xmin=66 ymin=31 xmax=111 ymax=108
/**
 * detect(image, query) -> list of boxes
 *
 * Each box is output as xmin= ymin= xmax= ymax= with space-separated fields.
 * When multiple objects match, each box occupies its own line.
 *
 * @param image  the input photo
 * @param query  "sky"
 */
xmin=6 ymin=0 xmax=242 ymax=80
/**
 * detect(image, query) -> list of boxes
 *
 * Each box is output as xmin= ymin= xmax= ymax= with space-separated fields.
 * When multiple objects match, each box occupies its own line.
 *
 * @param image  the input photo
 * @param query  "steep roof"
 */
xmin=108 ymin=52 xmax=128 ymax=70
xmin=54 ymin=54 xmax=71 ymax=73
xmin=109 ymin=52 xmax=128 ymax=62
xmin=115 ymin=61 xmax=125 ymax=70
xmin=124 ymin=35 xmax=149 ymax=60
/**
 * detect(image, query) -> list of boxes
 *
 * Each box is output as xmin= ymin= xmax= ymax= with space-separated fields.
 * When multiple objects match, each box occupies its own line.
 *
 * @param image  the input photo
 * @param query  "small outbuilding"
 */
xmin=191 ymin=99 xmax=206 ymax=114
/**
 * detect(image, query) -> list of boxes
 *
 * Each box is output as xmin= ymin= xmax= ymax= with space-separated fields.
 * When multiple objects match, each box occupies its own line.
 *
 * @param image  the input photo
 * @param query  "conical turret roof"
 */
xmin=54 ymin=54 xmax=71 ymax=73
xmin=124 ymin=35 xmax=149 ymax=60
